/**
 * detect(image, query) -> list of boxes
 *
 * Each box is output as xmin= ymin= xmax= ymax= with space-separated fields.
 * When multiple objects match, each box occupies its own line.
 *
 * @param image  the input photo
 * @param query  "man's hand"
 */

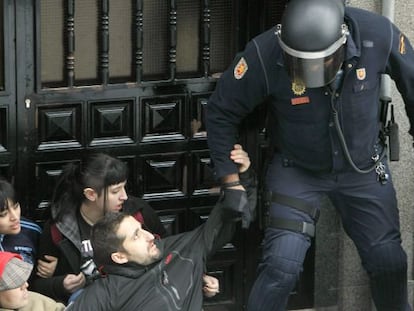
xmin=202 ymin=274 xmax=220 ymax=298
xmin=220 ymin=144 xmax=250 ymax=190
xmin=36 ymin=255 xmax=58 ymax=278
xmin=230 ymin=144 xmax=250 ymax=173
xmin=63 ymin=273 xmax=86 ymax=294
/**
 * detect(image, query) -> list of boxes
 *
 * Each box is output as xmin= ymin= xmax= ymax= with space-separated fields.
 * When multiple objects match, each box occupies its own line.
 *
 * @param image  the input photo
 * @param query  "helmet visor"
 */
xmin=276 ymin=24 xmax=348 ymax=88
xmin=283 ymin=45 xmax=345 ymax=88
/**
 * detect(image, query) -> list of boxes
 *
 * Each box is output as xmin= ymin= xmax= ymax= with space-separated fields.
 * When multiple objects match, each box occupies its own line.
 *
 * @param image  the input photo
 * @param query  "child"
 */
xmin=0 ymin=251 xmax=64 ymax=310
xmin=0 ymin=179 xmax=41 ymax=265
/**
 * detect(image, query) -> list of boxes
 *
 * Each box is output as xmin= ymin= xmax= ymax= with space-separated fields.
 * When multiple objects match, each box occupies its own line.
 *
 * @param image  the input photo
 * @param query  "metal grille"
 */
xmin=264 ymin=0 xmax=288 ymax=29
xmin=74 ymin=0 xmax=99 ymax=83
xmin=109 ymin=0 xmax=132 ymax=82
xmin=176 ymin=0 xmax=200 ymax=78
xmin=0 ymin=108 xmax=5 ymax=151
xmin=142 ymin=0 xmax=169 ymax=81
xmin=210 ymin=0 xmax=234 ymax=75
xmin=40 ymin=0 xmax=65 ymax=86
xmin=39 ymin=0 xmax=240 ymax=88
xmin=0 ymin=1 xmax=3 ymax=91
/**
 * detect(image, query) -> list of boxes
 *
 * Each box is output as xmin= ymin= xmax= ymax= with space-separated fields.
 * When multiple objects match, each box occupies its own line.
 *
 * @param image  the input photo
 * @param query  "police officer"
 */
xmin=205 ymin=0 xmax=414 ymax=310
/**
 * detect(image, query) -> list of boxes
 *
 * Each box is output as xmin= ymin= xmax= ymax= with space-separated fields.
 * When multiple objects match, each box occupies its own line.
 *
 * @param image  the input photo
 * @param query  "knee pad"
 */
xmin=257 ymin=230 xmax=309 ymax=290
xmin=249 ymin=232 xmax=310 ymax=311
xmin=258 ymin=254 xmax=303 ymax=289
xmin=249 ymin=257 xmax=302 ymax=311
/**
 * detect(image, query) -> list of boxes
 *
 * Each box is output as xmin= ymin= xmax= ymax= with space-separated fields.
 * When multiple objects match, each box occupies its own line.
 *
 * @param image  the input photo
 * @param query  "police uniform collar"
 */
xmin=344 ymin=8 xmax=361 ymax=61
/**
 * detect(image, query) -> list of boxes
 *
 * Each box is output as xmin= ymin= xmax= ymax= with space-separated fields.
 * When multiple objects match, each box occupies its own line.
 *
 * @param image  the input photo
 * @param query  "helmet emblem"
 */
xmin=234 ymin=57 xmax=248 ymax=80
xmin=292 ymin=80 xmax=306 ymax=96
xmin=356 ymin=68 xmax=366 ymax=81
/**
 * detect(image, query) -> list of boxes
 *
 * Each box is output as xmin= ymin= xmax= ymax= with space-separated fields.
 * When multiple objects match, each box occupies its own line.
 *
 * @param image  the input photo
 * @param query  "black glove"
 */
xmin=219 ymin=188 xmax=249 ymax=228
xmin=219 ymin=167 xmax=257 ymax=229
xmin=239 ymin=168 xmax=257 ymax=228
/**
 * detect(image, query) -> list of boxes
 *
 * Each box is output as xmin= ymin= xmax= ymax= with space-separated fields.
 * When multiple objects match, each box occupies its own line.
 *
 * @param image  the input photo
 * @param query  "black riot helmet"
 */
xmin=276 ymin=0 xmax=349 ymax=88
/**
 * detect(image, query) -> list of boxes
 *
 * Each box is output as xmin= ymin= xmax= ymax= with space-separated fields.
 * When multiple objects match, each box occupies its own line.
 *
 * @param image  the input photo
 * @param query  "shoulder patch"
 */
xmin=234 ymin=57 xmax=248 ymax=80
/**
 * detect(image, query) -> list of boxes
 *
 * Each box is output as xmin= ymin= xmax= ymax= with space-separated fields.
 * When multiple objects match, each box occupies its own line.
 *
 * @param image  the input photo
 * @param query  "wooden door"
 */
xmin=8 ymin=0 xmax=315 ymax=309
xmin=0 ymin=1 xmax=17 ymax=183
xmin=14 ymin=0 xmax=246 ymax=310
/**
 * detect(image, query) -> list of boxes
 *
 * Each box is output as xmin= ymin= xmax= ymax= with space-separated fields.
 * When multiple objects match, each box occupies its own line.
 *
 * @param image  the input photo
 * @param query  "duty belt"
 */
xmin=265 ymin=191 xmax=319 ymax=238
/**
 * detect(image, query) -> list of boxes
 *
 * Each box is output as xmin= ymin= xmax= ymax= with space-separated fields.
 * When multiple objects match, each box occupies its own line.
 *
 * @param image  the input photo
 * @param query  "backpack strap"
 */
xmin=50 ymin=223 xmax=63 ymax=246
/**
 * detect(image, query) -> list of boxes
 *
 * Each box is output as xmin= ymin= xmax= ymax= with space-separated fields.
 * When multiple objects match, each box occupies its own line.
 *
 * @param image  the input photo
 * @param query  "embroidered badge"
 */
xmin=291 ymin=80 xmax=306 ymax=96
xmin=356 ymin=68 xmax=366 ymax=81
xmin=399 ymin=34 xmax=406 ymax=55
xmin=234 ymin=57 xmax=248 ymax=79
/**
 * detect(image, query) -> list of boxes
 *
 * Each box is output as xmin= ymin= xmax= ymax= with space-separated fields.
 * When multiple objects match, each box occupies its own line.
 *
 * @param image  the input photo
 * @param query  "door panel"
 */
xmin=0 ymin=0 xmax=16 ymax=181
xmin=17 ymin=0 xmax=245 ymax=310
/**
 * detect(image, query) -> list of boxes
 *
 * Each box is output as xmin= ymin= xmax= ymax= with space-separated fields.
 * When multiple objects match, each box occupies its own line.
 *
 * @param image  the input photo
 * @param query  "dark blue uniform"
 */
xmin=206 ymin=7 xmax=414 ymax=311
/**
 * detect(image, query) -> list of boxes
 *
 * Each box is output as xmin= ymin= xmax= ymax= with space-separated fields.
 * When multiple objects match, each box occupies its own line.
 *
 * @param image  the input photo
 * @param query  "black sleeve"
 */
xmin=30 ymin=220 xmax=70 ymax=303
xmin=239 ymin=167 xmax=257 ymax=202
xmin=206 ymin=40 xmax=268 ymax=180
xmin=385 ymin=22 xmax=414 ymax=137
xmin=66 ymin=286 xmax=109 ymax=311
xmin=36 ymin=220 xmax=61 ymax=259
xmin=30 ymin=274 xmax=68 ymax=303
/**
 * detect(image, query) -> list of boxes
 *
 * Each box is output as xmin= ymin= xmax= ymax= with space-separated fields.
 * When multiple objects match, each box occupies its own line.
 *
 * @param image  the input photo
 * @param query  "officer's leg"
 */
xmin=247 ymin=229 xmax=310 ymax=311
xmin=330 ymin=167 xmax=411 ymax=311
xmin=247 ymin=155 xmax=329 ymax=311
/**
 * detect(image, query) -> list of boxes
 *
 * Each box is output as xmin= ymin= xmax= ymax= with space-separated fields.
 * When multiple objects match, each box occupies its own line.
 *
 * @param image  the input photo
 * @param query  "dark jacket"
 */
xmin=206 ymin=7 xmax=414 ymax=178
xmin=66 ymin=171 xmax=256 ymax=311
xmin=31 ymin=196 xmax=166 ymax=303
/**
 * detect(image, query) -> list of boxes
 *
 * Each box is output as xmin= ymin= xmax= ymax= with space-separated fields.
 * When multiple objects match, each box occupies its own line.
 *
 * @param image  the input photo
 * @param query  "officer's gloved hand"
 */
xmin=220 ymin=169 xmax=257 ymax=229
xmin=219 ymin=188 xmax=249 ymax=227
xmin=241 ymin=188 xmax=256 ymax=228
xmin=241 ymin=193 xmax=255 ymax=229
xmin=239 ymin=168 xmax=257 ymax=228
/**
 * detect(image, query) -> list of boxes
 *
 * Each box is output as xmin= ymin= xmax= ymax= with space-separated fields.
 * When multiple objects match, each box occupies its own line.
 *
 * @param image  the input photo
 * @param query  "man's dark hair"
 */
xmin=91 ymin=212 xmax=129 ymax=267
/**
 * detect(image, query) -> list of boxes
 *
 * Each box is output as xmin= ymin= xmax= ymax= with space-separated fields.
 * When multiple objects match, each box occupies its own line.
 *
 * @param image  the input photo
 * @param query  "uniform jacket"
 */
xmin=66 ymin=171 xmax=256 ymax=311
xmin=0 ymin=291 xmax=65 ymax=311
xmin=206 ymin=7 xmax=414 ymax=178
xmin=30 ymin=196 xmax=166 ymax=303
xmin=0 ymin=217 xmax=42 ymax=265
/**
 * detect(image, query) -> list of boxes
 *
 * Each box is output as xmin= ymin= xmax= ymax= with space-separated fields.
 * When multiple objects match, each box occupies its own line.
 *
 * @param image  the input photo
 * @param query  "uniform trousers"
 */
xmin=247 ymin=153 xmax=411 ymax=311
